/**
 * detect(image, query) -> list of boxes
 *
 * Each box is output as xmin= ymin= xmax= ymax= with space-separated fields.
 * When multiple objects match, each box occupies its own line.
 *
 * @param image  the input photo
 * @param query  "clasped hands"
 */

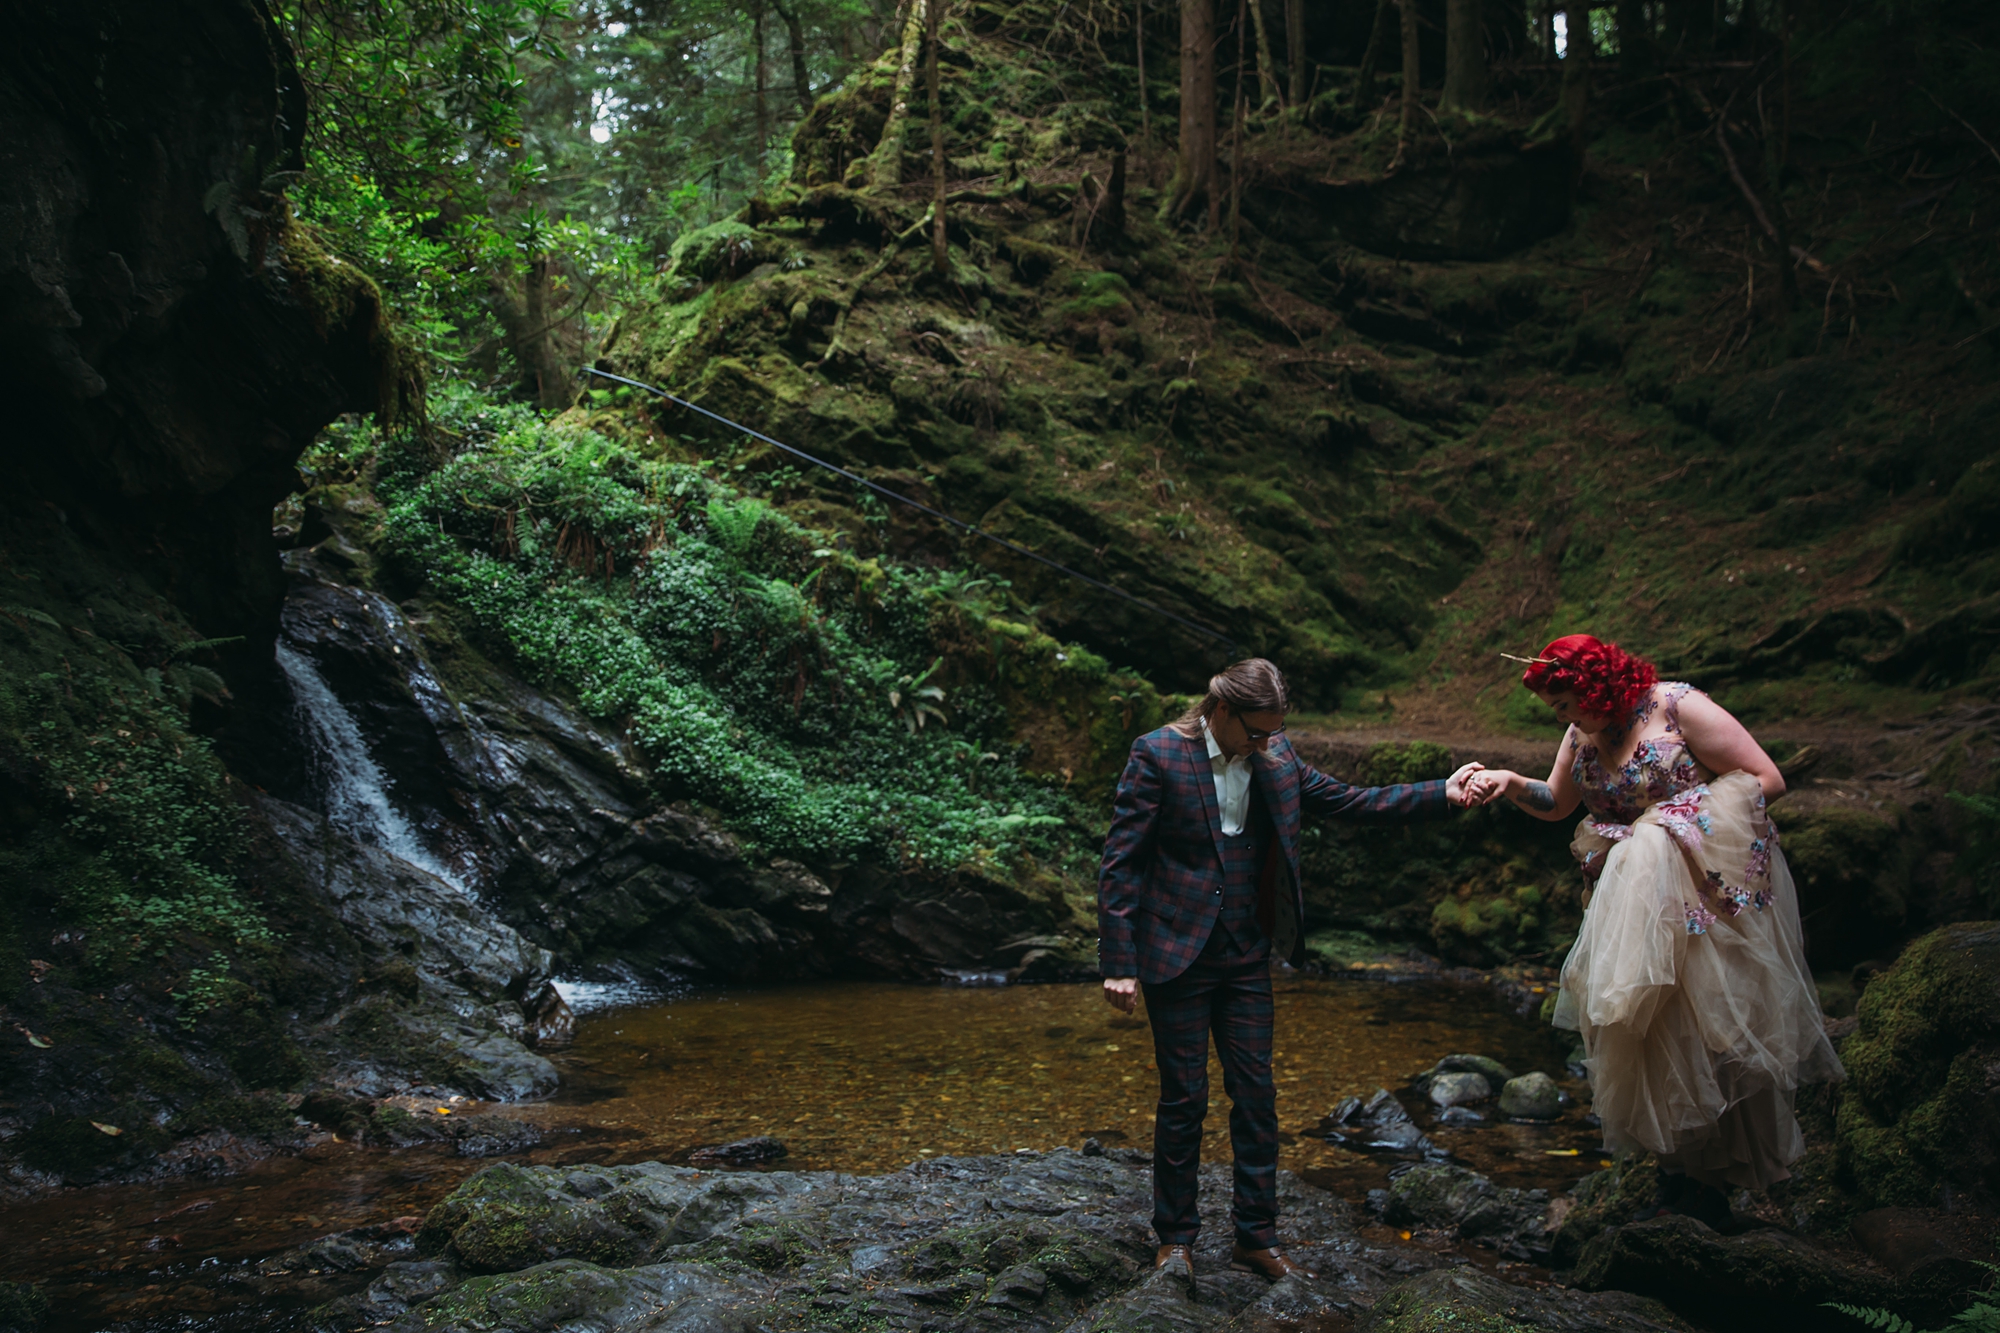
xmin=1446 ymin=761 xmax=1506 ymax=808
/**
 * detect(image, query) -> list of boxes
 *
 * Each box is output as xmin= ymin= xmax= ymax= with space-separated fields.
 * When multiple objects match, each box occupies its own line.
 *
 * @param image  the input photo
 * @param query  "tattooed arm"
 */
xmin=1475 ymin=728 xmax=1585 ymax=822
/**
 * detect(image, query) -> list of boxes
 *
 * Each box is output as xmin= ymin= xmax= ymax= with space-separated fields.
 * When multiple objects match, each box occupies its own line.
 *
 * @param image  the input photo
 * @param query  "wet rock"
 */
xmin=1548 ymin=1162 xmax=1661 ymax=1267
xmin=1833 ymin=921 xmax=2000 ymax=1211
xmin=1353 ymin=1266 xmax=1699 ymax=1332
xmin=1499 ymin=1072 xmax=1565 ymax=1120
xmin=1436 ymin=1106 xmax=1485 ymax=1125
xmin=1380 ymin=1164 xmax=1550 ymax=1260
xmin=451 ymin=1115 xmax=544 ymax=1158
xmin=311 ymin=1259 xmax=460 ymax=1329
xmin=1425 ymin=1071 xmax=1491 ymax=1109
xmin=1415 ymin=1054 xmax=1517 ymax=1094
xmin=364 ymin=1149 xmax=1456 ymax=1333
xmin=1320 ymin=1088 xmax=1435 ymax=1156
xmin=381 ymin=1258 xmax=767 ymax=1333
xmin=687 ymin=1135 xmax=787 ymax=1166
xmin=1572 ymin=1213 xmax=1931 ymax=1333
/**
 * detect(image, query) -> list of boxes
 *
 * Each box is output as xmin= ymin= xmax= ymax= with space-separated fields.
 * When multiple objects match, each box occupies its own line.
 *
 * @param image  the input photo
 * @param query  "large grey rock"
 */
xmin=1499 ymin=1071 xmax=1565 ymax=1120
xmin=308 ymin=1150 xmax=1453 ymax=1333
xmin=1320 ymin=1088 xmax=1435 ymax=1156
xmin=1354 ymin=1266 xmax=1699 ymax=1332
xmin=381 ymin=1259 xmax=767 ymax=1333
xmin=1425 ymin=1071 xmax=1492 ymax=1108
xmin=1380 ymin=1163 xmax=1551 ymax=1260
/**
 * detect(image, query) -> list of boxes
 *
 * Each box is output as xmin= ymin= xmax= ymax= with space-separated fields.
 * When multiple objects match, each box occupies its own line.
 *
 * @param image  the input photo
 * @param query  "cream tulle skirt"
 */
xmin=1552 ymin=771 xmax=1844 ymax=1191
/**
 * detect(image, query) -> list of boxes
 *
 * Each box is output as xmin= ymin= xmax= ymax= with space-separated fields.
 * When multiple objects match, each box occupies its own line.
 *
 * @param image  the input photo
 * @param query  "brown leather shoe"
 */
xmin=1155 ymin=1243 xmax=1195 ymax=1272
xmin=1230 ymin=1243 xmax=1314 ymax=1280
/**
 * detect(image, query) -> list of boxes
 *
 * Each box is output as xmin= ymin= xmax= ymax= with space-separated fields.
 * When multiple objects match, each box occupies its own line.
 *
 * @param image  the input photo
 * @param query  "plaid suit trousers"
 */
xmin=1142 ymin=941 xmax=1277 ymax=1249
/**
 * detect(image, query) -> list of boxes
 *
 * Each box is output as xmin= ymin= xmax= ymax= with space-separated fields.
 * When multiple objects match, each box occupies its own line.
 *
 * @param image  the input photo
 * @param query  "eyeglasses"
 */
xmin=1238 ymin=720 xmax=1287 ymax=743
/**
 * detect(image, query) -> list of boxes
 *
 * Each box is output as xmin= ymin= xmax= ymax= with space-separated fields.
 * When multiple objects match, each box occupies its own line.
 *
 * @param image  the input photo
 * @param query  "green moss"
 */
xmin=0 ymin=1280 xmax=49 ymax=1332
xmin=1833 ymin=922 xmax=2000 ymax=1207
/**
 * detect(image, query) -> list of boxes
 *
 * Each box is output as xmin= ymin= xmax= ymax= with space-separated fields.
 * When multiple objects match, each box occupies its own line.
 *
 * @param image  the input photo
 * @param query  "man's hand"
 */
xmin=1445 ymin=761 xmax=1489 ymax=808
xmin=1103 ymin=976 xmax=1138 ymax=1014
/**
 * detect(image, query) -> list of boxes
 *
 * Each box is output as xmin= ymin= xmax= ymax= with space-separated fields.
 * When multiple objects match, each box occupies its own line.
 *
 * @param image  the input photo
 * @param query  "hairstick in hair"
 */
xmin=1498 ymin=652 xmax=1560 ymax=665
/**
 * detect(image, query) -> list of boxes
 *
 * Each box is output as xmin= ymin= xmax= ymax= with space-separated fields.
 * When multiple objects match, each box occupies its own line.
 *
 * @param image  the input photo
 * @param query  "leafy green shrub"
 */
xmin=374 ymin=390 xmax=1091 ymax=872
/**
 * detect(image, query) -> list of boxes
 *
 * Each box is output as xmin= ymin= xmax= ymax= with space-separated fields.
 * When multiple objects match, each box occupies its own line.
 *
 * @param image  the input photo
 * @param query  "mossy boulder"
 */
xmin=667 ymin=220 xmax=787 ymax=285
xmin=1834 ymin=921 xmax=2000 ymax=1209
xmin=379 ymin=1258 xmax=767 ymax=1333
xmin=1380 ymin=1163 xmax=1550 ymax=1259
xmin=1550 ymin=1161 xmax=1659 ymax=1266
xmin=1773 ymin=796 xmax=1915 ymax=968
xmin=1572 ymin=1213 xmax=1946 ymax=1333
xmin=0 ymin=1281 xmax=48 ymax=1333
xmin=1353 ymin=1265 xmax=1697 ymax=1332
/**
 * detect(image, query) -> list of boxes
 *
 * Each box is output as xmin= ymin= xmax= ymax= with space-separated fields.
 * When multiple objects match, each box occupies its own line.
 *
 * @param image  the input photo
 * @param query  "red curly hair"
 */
xmin=1520 ymin=635 xmax=1659 ymax=721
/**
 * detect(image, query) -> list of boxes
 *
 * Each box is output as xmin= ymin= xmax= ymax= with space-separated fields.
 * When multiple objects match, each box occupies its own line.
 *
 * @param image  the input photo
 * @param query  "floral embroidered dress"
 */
xmin=1552 ymin=683 xmax=1843 ymax=1191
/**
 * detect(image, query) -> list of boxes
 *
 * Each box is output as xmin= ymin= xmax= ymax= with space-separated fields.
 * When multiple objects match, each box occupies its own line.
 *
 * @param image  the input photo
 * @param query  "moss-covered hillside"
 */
xmin=605 ymin=0 xmax=2000 ymax=740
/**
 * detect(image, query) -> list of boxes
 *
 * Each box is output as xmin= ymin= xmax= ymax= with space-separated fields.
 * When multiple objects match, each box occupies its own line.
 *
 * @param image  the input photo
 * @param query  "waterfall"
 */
xmin=276 ymin=640 xmax=473 ymax=895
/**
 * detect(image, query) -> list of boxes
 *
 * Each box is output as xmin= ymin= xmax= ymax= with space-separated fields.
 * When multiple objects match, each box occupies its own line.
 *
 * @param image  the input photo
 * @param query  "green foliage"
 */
xmin=373 ymin=386 xmax=1091 ymax=870
xmin=0 ymin=1280 xmax=48 ymax=1333
xmin=1946 ymin=791 xmax=2000 ymax=913
xmin=1824 ymin=1264 xmax=2000 ymax=1333
xmin=1359 ymin=741 xmax=1455 ymax=786
xmin=0 ymin=583 xmax=274 ymax=971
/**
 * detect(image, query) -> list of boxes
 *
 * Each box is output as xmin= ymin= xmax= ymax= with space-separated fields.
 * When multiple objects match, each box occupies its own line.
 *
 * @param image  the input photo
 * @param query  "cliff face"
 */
xmin=0 ymin=0 xmax=537 ymax=1193
xmin=0 ymin=0 xmax=399 ymax=638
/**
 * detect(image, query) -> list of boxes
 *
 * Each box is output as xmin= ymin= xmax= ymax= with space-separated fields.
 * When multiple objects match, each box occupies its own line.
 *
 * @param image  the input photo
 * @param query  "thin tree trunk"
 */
xmin=1616 ymin=0 xmax=1651 ymax=72
xmin=1441 ymin=0 xmax=1485 ymax=111
xmin=1561 ymin=2 xmax=1592 ymax=155
xmin=754 ymin=0 xmax=771 ymax=169
xmin=1284 ymin=0 xmax=1304 ymax=104
xmin=1249 ymin=0 xmax=1281 ymax=109
xmin=869 ymin=0 xmax=929 ymax=189
xmin=1396 ymin=0 xmax=1420 ymax=162
xmin=1230 ymin=0 xmax=1248 ymax=255
xmin=929 ymin=0 xmax=947 ymax=273
xmin=772 ymin=0 xmax=813 ymax=112
xmin=1763 ymin=2 xmax=1798 ymax=309
xmin=1166 ymin=0 xmax=1217 ymax=223
xmin=1136 ymin=0 xmax=1152 ymax=153
xmin=492 ymin=260 xmax=571 ymax=411
xmin=1356 ymin=0 xmax=1394 ymax=105
xmin=1536 ymin=0 xmax=1555 ymax=59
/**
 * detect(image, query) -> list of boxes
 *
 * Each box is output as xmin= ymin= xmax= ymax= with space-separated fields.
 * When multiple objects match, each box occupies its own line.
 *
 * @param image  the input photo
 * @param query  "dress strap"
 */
xmin=1661 ymin=682 xmax=1696 ymax=734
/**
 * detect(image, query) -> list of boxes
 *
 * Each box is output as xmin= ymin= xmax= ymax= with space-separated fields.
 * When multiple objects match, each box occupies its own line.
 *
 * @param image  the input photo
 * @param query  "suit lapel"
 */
xmin=1184 ymin=729 xmax=1227 ymax=867
xmin=1253 ymin=744 xmax=1297 ymax=867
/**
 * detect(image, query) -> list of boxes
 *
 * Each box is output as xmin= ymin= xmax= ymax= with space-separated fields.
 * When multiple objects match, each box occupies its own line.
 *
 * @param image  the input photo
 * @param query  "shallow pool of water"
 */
xmin=1 ymin=974 xmax=1606 ymax=1332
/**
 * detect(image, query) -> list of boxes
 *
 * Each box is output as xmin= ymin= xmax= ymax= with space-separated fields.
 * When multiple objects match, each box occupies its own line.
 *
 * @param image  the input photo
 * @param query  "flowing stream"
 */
xmin=273 ymin=640 xmax=472 ymax=896
xmin=0 ymin=973 xmax=1601 ymax=1333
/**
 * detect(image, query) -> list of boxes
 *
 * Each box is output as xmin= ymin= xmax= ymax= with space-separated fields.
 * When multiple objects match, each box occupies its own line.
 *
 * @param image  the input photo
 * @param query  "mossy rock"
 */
xmin=667 ymin=221 xmax=786 ymax=285
xmin=1550 ymin=1160 xmax=1659 ymax=1266
xmin=1773 ymin=798 xmax=1914 ymax=968
xmin=1834 ymin=921 xmax=2000 ymax=1209
xmin=1353 ymin=1265 xmax=1696 ymax=1332
xmin=0 ymin=1280 xmax=49 ymax=1333
xmin=383 ymin=1258 xmax=765 ymax=1333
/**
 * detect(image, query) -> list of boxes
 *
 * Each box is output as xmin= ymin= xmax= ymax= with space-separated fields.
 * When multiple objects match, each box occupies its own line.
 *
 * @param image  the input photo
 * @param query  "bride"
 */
xmin=1474 ymin=634 xmax=1843 ymax=1218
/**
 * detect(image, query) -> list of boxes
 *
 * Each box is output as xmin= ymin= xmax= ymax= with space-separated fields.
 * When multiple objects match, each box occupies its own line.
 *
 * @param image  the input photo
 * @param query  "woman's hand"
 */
xmin=1445 ymin=761 xmax=1488 ymax=807
xmin=1103 ymin=976 xmax=1138 ymax=1014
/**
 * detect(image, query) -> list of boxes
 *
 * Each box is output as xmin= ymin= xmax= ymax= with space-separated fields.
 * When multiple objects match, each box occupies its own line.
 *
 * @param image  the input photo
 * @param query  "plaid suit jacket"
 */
xmin=1098 ymin=725 xmax=1449 ymax=984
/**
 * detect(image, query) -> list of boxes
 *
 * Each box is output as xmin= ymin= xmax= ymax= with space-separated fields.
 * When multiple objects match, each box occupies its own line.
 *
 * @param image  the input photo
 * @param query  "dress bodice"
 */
xmin=1570 ymin=682 xmax=1710 ymax=825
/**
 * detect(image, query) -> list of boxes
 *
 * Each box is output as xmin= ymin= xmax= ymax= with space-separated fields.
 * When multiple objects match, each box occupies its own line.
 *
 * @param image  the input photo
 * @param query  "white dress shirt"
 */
xmin=1201 ymin=718 xmax=1253 ymax=836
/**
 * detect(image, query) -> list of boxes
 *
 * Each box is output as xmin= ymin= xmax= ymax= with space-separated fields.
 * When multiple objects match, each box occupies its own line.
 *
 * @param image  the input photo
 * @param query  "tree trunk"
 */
xmin=868 ymin=0 xmax=929 ymax=190
xmin=1356 ymin=0 xmax=1395 ymax=105
xmin=1397 ymin=0 xmax=1420 ymax=157
xmin=754 ymin=0 xmax=770 ymax=169
xmin=1285 ymin=0 xmax=1304 ymax=103
xmin=1561 ymin=2 xmax=1592 ymax=153
xmin=1249 ymin=0 xmax=1281 ymax=109
xmin=1616 ymin=0 xmax=1651 ymax=72
xmin=772 ymin=0 xmax=813 ymax=112
xmin=1136 ymin=0 xmax=1152 ymax=151
xmin=1229 ymin=0 xmax=1248 ymax=253
xmin=491 ymin=260 xmax=571 ymax=411
xmin=929 ymin=0 xmax=947 ymax=273
xmin=1441 ymin=0 xmax=1485 ymax=111
xmin=1535 ymin=0 xmax=1556 ymax=59
xmin=1166 ymin=0 xmax=1217 ymax=223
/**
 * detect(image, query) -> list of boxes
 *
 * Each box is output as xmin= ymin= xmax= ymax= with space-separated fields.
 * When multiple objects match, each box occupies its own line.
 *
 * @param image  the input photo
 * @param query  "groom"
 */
xmin=1098 ymin=658 xmax=1486 ymax=1282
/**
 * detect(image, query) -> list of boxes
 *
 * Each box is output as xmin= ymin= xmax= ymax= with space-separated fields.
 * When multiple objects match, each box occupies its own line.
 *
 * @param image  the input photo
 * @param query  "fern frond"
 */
xmin=1821 ymin=1303 xmax=1917 ymax=1333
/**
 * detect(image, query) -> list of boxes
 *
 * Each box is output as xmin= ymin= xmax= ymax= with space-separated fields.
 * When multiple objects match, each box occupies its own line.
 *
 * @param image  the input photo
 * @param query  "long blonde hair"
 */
xmin=1169 ymin=658 xmax=1290 ymax=737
